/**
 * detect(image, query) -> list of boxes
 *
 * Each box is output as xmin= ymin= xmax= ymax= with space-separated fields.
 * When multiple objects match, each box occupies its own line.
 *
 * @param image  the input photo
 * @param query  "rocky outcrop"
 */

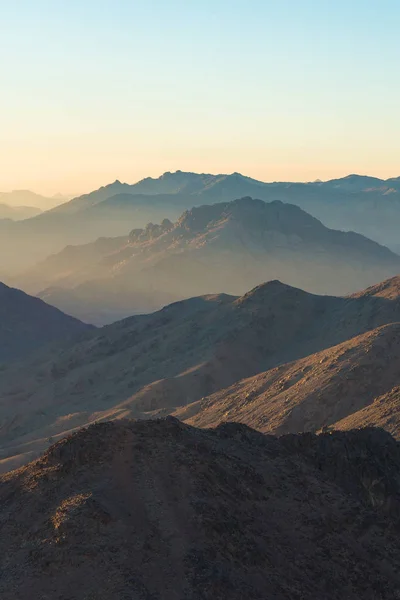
xmin=128 ymin=218 xmax=173 ymax=243
xmin=1 ymin=418 xmax=400 ymax=599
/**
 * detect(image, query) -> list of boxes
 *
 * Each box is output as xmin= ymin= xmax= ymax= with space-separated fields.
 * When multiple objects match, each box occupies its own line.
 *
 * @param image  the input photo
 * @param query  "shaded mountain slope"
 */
xmin=0 ymin=282 xmax=91 ymax=362
xmin=19 ymin=198 xmax=400 ymax=324
xmin=180 ymin=322 xmax=400 ymax=436
xmin=1 ymin=278 xmax=400 ymax=468
xmin=1 ymin=419 xmax=400 ymax=600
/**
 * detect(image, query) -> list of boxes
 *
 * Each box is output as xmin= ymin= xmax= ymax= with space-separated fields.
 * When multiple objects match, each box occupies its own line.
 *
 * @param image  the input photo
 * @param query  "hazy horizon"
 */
xmin=1 ymin=0 xmax=399 ymax=195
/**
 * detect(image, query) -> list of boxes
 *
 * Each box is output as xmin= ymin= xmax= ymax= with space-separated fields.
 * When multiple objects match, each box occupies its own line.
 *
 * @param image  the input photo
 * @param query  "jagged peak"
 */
xmin=100 ymin=179 xmax=126 ymax=189
xmin=128 ymin=217 xmax=173 ymax=243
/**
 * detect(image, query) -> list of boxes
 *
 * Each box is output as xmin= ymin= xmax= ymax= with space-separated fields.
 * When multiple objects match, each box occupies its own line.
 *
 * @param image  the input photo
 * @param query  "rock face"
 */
xmin=128 ymin=218 xmax=173 ymax=243
xmin=1 ymin=418 xmax=400 ymax=600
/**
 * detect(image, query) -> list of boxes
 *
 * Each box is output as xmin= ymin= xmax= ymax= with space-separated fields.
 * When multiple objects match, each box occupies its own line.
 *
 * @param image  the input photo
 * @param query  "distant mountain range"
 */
xmin=14 ymin=196 xmax=400 ymax=324
xmin=0 ymin=190 xmax=65 ymax=211
xmin=44 ymin=171 xmax=400 ymax=254
xmin=1 ymin=275 xmax=400 ymax=471
xmin=0 ymin=282 xmax=91 ymax=362
xmin=1 ymin=170 xmax=400 ymax=272
xmin=47 ymin=170 xmax=400 ymax=252
xmin=0 ymin=203 xmax=41 ymax=221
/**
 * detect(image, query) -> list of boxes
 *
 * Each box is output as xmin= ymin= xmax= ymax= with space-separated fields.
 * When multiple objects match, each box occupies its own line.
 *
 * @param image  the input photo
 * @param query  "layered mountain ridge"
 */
xmin=1 ymin=170 xmax=400 ymax=272
xmin=1 ymin=276 xmax=400 ymax=471
xmin=15 ymin=197 xmax=400 ymax=324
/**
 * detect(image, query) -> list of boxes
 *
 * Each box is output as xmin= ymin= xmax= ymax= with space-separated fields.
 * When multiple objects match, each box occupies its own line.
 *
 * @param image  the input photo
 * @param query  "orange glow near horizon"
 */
xmin=1 ymin=1 xmax=398 ymax=197
xmin=1 ymin=144 xmax=399 ymax=197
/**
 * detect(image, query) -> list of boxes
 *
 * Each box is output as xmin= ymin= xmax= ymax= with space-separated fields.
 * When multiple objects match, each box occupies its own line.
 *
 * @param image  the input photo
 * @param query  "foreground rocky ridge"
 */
xmin=1 ymin=418 xmax=400 ymax=599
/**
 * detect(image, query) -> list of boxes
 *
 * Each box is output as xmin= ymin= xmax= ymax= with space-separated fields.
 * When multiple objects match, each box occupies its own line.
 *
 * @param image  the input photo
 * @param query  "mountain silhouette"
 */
xmin=0 ymin=281 xmax=91 ymax=362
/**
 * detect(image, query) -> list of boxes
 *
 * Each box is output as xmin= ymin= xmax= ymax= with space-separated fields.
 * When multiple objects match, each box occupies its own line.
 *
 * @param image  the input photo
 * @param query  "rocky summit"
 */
xmin=1 ymin=418 xmax=400 ymax=599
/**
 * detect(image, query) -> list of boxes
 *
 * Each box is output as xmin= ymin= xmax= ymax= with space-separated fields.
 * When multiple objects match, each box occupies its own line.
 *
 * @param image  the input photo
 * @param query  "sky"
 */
xmin=1 ymin=0 xmax=399 ymax=195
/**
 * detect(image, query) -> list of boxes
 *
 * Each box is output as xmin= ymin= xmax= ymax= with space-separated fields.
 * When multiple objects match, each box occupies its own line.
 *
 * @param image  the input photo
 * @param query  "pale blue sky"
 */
xmin=1 ymin=0 xmax=399 ymax=194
